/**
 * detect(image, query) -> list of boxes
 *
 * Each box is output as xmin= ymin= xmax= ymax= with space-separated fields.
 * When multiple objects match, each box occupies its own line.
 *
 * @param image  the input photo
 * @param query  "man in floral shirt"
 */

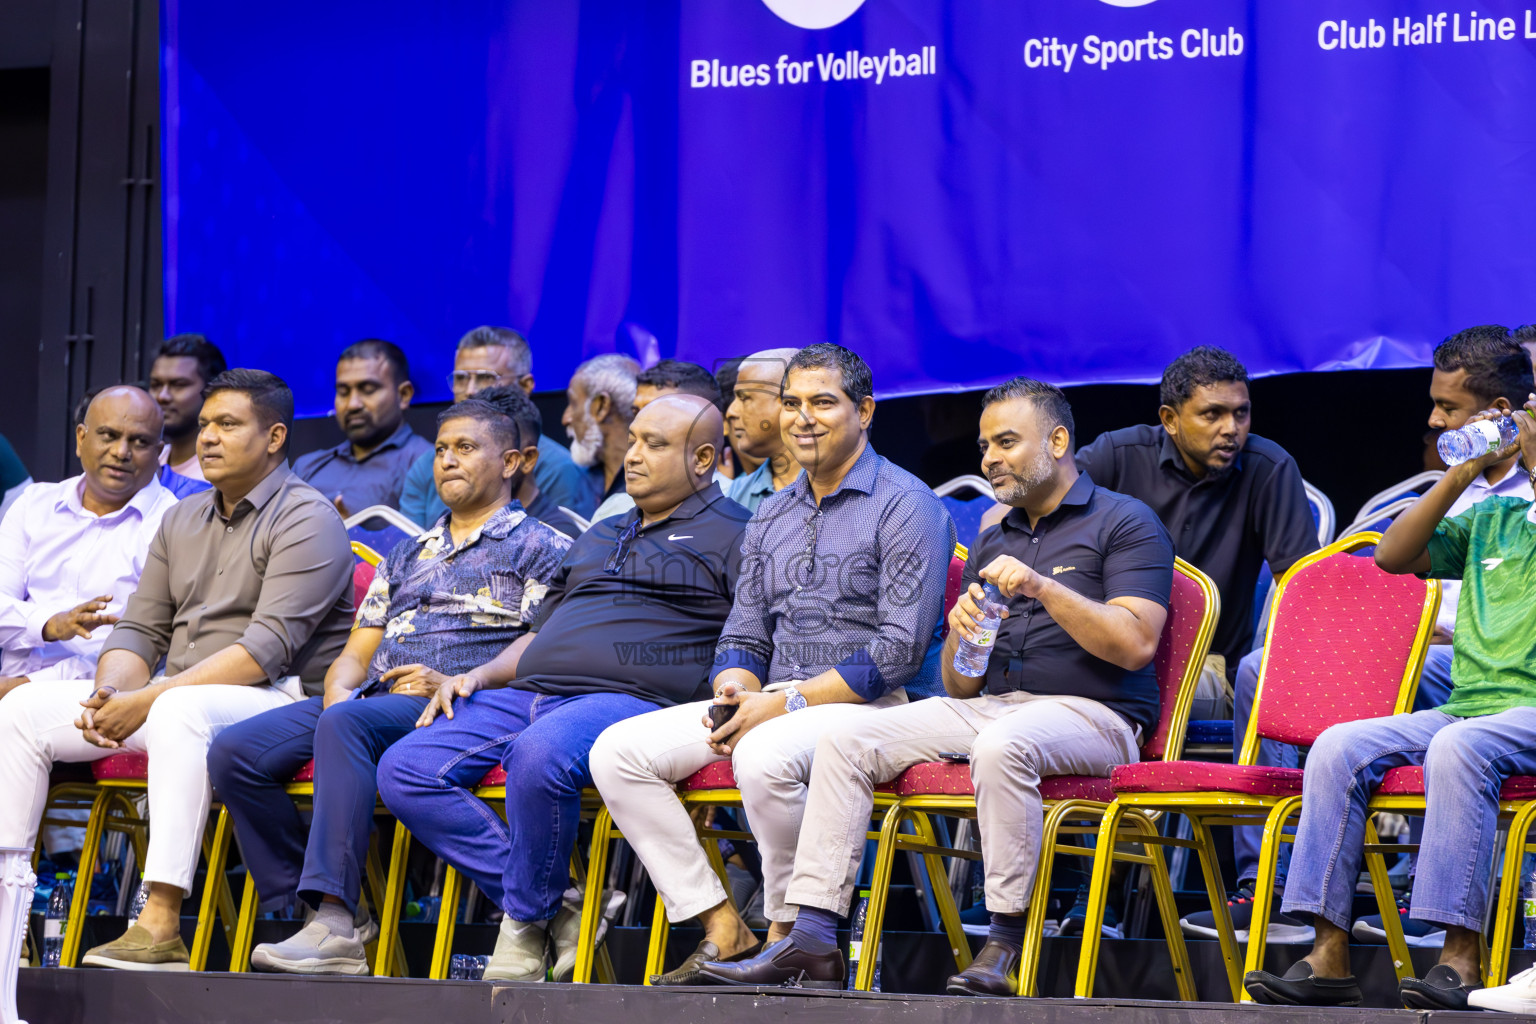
xmin=207 ymin=398 xmax=571 ymax=975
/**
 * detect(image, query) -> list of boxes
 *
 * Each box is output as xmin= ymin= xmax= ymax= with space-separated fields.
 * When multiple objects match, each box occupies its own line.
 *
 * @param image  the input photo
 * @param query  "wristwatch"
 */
xmin=782 ymin=685 xmax=808 ymax=713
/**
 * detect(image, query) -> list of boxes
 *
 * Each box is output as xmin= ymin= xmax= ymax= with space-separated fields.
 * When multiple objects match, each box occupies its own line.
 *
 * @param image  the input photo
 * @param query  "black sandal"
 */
xmin=1244 ymin=960 xmax=1363 ymax=1006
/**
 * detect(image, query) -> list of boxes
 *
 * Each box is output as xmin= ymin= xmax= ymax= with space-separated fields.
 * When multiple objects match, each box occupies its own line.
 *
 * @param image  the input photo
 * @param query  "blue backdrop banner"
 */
xmin=163 ymin=0 xmax=1536 ymax=415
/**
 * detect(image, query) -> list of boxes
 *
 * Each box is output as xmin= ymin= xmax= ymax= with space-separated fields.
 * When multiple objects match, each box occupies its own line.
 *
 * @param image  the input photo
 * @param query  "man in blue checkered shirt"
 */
xmin=591 ymin=344 xmax=955 ymax=985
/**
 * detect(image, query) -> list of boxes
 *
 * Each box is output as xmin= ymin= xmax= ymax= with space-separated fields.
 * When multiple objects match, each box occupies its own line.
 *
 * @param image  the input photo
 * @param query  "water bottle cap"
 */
xmin=858 ymin=889 xmax=871 ymax=897
xmin=55 ymin=872 xmax=70 ymax=880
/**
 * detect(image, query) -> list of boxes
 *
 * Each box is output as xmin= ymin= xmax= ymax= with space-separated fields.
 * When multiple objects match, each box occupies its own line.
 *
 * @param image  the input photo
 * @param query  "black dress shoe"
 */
xmin=694 ymin=937 xmax=845 ymax=989
xmin=650 ymin=939 xmax=765 ymax=986
xmin=1400 ymin=964 xmax=1480 ymax=1010
xmin=1244 ymin=960 xmax=1363 ymax=1006
xmin=946 ymin=940 xmax=1021 ymax=997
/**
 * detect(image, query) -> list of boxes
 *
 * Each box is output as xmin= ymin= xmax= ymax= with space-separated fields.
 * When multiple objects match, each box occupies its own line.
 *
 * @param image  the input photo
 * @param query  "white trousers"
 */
xmin=785 ymin=692 xmax=1140 ymax=916
xmin=0 ymin=847 xmax=32 ymax=1024
xmin=0 ymin=678 xmax=301 ymax=894
xmin=589 ymin=692 xmax=905 ymax=924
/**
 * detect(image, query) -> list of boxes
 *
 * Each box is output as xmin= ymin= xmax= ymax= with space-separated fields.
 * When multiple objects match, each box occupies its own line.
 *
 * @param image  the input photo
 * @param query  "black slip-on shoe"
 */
xmin=694 ymin=937 xmax=844 ymax=990
xmin=1399 ymin=964 xmax=1480 ymax=1011
xmin=945 ymin=940 xmax=1021 ymax=997
xmin=1244 ymin=960 xmax=1363 ymax=1007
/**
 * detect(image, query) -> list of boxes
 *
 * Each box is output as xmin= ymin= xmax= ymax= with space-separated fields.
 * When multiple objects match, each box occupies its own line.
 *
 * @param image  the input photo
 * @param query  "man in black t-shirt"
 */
xmin=377 ymin=394 xmax=750 ymax=983
xmin=694 ymin=377 xmax=1173 ymax=995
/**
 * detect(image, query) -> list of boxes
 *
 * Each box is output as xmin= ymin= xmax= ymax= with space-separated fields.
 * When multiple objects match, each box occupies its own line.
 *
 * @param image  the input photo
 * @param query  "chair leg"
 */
xmin=429 ymin=864 xmax=462 ymax=980
xmin=1073 ymin=802 xmax=1126 ymax=998
xmin=854 ymin=803 xmax=908 ymax=991
xmin=1360 ymin=815 xmax=1414 ymax=985
xmin=60 ymin=789 xmax=114 ymax=967
xmin=374 ymin=821 xmax=412 ymax=978
xmin=189 ymin=805 xmax=234 ymax=971
xmin=1241 ymin=797 xmax=1301 ymax=1000
xmin=1129 ymin=811 xmax=1197 ymax=1002
xmin=575 ymin=807 xmax=614 ymax=985
xmin=228 ymin=870 xmax=259 ymax=973
xmin=1488 ymin=803 xmax=1536 ymax=987
xmin=1187 ymin=814 xmax=1243 ymax=1001
xmin=643 ymin=890 xmax=670 ymax=984
xmin=1019 ymin=801 xmax=1075 ymax=997
xmin=913 ymin=815 xmax=970 ymax=976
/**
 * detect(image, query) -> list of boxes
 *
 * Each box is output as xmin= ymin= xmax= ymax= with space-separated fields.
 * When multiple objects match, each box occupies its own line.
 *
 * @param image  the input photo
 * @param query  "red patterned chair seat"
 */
xmin=478 ymin=765 xmax=508 ymax=788
xmin=1111 ymin=760 xmax=1304 ymax=797
xmin=679 ymin=761 xmax=738 ymax=792
xmin=292 ymin=759 xmax=315 ymax=784
xmin=886 ymin=760 xmax=1115 ymax=802
xmin=1376 ymin=765 xmax=1536 ymax=801
xmin=92 ymin=751 xmax=149 ymax=780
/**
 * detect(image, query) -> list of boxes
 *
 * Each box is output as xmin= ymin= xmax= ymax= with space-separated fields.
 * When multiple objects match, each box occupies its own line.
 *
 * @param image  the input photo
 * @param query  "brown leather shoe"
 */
xmin=945 ymin=940 xmax=1020 ymax=997
xmin=650 ymin=938 xmax=764 ymax=986
xmin=695 ymin=937 xmax=844 ymax=989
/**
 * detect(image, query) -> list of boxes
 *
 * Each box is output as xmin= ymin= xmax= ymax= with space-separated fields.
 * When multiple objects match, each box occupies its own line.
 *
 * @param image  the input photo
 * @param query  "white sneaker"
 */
xmin=549 ymin=888 xmax=627 ymax=982
xmin=1470 ymin=966 xmax=1536 ymax=1013
xmin=484 ymin=917 xmax=548 ymax=982
xmin=251 ymin=916 xmax=369 ymax=975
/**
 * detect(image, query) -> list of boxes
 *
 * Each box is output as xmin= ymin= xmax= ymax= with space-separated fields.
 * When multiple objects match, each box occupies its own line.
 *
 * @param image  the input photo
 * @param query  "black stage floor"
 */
xmin=17 ymin=966 xmax=1523 ymax=1024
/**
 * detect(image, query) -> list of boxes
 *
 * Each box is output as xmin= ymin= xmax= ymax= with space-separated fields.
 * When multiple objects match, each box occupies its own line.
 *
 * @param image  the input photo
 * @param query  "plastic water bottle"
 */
xmin=127 ymin=876 xmax=150 ymax=928
xmin=42 ymin=872 xmax=72 ymax=967
xmin=952 ymin=583 xmax=1006 ymax=677
xmin=1439 ymin=416 xmax=1518 ymax=466
xmin=1524 ymin=866 xmax=1536 ymax=949
xmin=846 ymin=890 xmax=881 ymax=991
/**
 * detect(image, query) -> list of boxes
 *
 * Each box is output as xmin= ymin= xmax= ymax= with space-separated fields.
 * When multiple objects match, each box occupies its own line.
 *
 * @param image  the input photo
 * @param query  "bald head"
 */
xmin=736 ymin=348 xmax=799 ymax=388
xmin=87 ymin=385 xmax=164 ymax=431
xmin=727 ymin=348 xmax=799 ymax=462
xmin=76 ymin=385 xmax=164 ymax=513
xmin=623 ymin=393 xmax=723 ymax=517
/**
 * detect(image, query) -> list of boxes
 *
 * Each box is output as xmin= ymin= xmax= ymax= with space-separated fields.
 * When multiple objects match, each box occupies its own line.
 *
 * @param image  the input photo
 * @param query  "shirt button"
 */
xmin=226 ymin=527 xmax=233 ymax=533
xmin=188 ymin=641 xmax=196 ymax=649
xmin=1032 ymin=537 xmax=1039 ymax=544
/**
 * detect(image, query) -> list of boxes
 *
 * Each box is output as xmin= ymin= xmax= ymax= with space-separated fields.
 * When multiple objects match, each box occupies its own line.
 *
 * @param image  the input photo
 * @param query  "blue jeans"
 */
xmin=207 ymin=693 xmax=428 ymax=913
xmin=1281 ymin=706 xmax=1536 ymax=932
xmin=376 ymin=687 xmax=659 ymax=923
xmin=1232 ymin=643 xmax=1454 ymax=888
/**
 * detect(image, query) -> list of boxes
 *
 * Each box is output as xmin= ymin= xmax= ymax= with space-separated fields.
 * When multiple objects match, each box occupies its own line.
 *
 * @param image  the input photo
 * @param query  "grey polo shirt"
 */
xmin=101 ymin=465 xmax=355 ymax=694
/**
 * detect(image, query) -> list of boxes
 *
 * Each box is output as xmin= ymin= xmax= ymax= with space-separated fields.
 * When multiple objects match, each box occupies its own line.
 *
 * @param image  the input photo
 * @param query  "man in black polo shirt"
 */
xmin=377 ymin=394 xmax=750 ymax=983
xmin=1067 ymin=347 xmax=1320 ymax=942
xmin=696 ymin=376 xmax=1174 ymax=993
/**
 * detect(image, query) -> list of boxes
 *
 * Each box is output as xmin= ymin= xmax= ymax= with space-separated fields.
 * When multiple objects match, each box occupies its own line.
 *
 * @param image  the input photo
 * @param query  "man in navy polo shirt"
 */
xmin=378 ymin=393 xmax=750 ymax=983
xmin=697 ymin=376 xmax=1174 ymax=993
xmin=591 ymin=344 xmax=954 ymax=986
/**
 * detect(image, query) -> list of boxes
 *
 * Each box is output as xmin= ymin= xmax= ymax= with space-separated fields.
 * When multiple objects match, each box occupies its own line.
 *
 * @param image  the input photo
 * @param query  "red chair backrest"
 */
xmin=1141 ymin=559 xmax=1219 ymax=762
xmin=939 ymin=548 xmax=967 ymax=639
xmin=352 ymin=561 xmax=376 ymax=624
xmin=1248 ymin=537 xmax=1437 ymax=757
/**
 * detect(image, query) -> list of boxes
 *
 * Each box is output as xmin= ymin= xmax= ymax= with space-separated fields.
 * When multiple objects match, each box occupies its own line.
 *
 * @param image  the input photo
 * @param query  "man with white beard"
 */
xmin=560 ymin=354 xmax=641 ymax=520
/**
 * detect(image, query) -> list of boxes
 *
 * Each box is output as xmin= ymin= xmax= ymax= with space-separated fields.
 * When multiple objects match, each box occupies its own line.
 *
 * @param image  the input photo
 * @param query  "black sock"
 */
xmin=987 ymin=912 xmax=1027 ymax=952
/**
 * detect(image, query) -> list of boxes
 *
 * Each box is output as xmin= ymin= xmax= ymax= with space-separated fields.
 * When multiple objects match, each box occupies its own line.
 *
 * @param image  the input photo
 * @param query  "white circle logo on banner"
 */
xmin=761 ymin=0 xmax=869 ymax=30
xmin=1097 ymin=0 xmax=1160 ymax=6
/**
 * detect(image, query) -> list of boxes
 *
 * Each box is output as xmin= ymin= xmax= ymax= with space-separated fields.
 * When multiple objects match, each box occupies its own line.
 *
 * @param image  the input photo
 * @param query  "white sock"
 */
xmin=313 ymin=900 xmax=354 ymax=939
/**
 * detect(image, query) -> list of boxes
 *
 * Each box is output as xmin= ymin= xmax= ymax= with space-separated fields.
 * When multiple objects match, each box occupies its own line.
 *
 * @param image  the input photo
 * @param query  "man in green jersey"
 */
xmin=1245 ymin=398 xmax=1536 ymax=1012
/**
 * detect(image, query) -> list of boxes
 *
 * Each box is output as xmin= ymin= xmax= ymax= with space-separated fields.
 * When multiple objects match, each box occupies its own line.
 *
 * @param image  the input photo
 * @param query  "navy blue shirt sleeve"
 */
xmin=1102 ymin=501 xmax=1176 ymax=608
xmin=834 ymin=487 xmax=954 ymax=700
xmin=1254 ymin=453 xmax=1318 ymax=579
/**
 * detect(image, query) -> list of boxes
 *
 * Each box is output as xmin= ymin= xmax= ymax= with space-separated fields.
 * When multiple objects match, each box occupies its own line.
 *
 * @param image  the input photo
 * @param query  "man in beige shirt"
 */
xmin=0 ymin=368 xmax=355 ymax=971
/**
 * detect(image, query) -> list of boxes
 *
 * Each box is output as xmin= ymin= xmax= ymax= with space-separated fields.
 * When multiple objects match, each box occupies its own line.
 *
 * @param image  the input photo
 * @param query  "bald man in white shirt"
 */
xmin=0 ymin=387 xmax=179 ymax=699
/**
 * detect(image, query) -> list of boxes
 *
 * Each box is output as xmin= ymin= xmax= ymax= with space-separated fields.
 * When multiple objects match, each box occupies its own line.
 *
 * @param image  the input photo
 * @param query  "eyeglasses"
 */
xmin=604 ymin=518 xmax=643 ymax=575
xmin=449 ymin=370 xmax=510 ymax=391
